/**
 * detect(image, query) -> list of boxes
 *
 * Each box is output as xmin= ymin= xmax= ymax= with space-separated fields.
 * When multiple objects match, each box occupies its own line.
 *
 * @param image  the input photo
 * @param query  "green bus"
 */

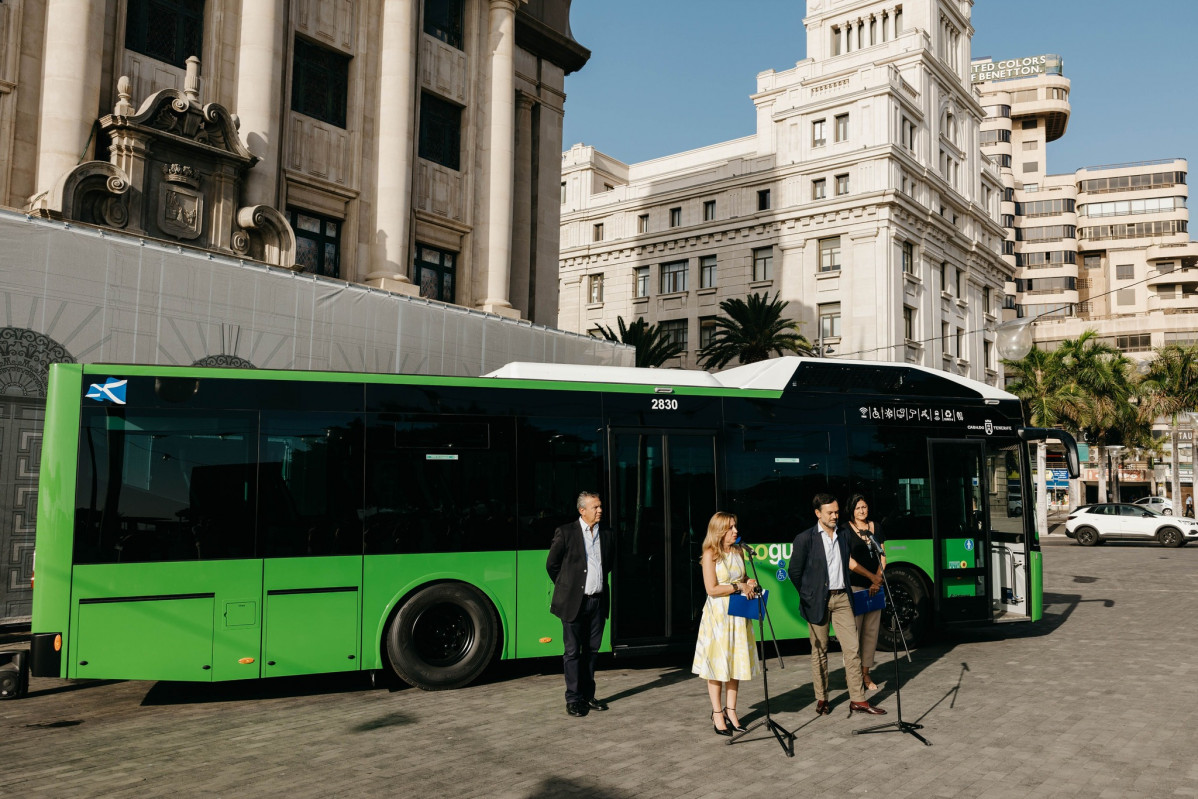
xmin=25 ymin=358 xmax=1077 ymax=692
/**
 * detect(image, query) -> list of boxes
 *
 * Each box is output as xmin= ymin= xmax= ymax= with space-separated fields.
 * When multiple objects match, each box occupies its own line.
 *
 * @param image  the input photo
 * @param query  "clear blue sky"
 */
xmin=562 ymin=0 xmax=1198 ymax=174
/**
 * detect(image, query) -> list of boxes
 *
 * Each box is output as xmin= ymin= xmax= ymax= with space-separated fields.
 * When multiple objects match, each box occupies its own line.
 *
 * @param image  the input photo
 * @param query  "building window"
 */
xmin=290 ymin=208 xmax=341 ymax=278
xmin=1083 ymin=253 xmax=1101 ymax=269
xmin=983 ymin=286 xmax=992 ymax=313
xmin=418 ymin=92 xmax=462 ymax=170
xmin=984 ymin=340 xmax=994 ymax=369
xmin=901 ymin=240 xmax=914 ymax=273
xmin=661 ymin=260 xmax=689 ymax=293
xmin=752 ymin=247 xmax=773 ymax=281
xmin=423 ymin=0 xmax=464 ymax=49
xmin=757 ymin=189 xmax=771 ymax=211
xmin=903 ymin=306 xmax=915 ymax=340
xmin=835 ymin=173 xmax=849 ymax=196
xmin=834 ymin=114 xmax=849 ymax=142
xmin=593 ymin=223 xmax=604 ymax=242
xmin=1116 ymin=289 xmax=1135 ymax=306
xmin=634 ymin=266 xmax=649 ymax=298
xmin=703 ymin=200 xmax=716 ymax=221
xmin=124 ymin=0 xmax=204 ymax=70
xmin=1116 ymin=264 xmax=1134 ymax=280
xmin=660 ymin=319 xmax=688 ymax=351
xmin=819 ymin=302 xmax=841 ymax=340
xmin=560 ymin=182 xmax=567 ymax=204
xmin=1022 ymin=119 xmax=1038 ymax=130
xmin=901 ymin=117 xmax=916 ymax=150
xmin=292 ymin=37 xmax=351 ymax=129
xmin=938 ymin=262 xmax=946 ymax=291
xmin=638 ymin=214 xmax=649 ymax=233
xmin=813 ymin=119 xmax=827 ymax=147
xmin=955 ymin=267 xmax=964 ymax=297
xmin=1023 ymin=162 xmax=1039 ymax=173
xmin=415 ymin=243 xmax=456 ymax=303
xmin=941 ymin=321 xmax=950 ymax=352
xmin=699 ymin=317 xmax=718 ymax=349
xmin=956 ymin=328 xmax=963 ymax=358
xmin=819 ymin=236 xmax=841 ymax=273
xmin=700 ymin=255 xmax=717 ymax=288
xmin=1023 ymin=140 xmax=1038 ymax=151
xmin=588 ymin=274 xmax=604 ymax=304
xmin=813 ymin=178 xmax=827 ymax=200
xmin=670 ymin=207 xmax=682 ymax=227
xmin=1117 ymin=334 xmax=1152 ymax=352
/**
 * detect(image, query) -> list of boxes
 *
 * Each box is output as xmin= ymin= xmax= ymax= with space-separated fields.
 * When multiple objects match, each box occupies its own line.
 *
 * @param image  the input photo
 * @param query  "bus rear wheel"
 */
xmin=385 ymin=583 xmax=499 ymax=691
xmin=877 ymin=567 xmax=930 ymax=651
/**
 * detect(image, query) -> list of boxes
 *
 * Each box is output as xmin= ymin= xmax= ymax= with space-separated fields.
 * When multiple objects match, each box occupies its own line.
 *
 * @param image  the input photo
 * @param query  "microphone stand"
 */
xmin=852 ymin=538 xmax=931 ymax=746
xmin=728 ymin=543 xmax=795 ymax=757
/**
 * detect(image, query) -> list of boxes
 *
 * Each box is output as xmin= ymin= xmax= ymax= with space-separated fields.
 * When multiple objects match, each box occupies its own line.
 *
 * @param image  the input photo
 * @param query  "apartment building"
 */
xmin=559 ymin=0 xmax=1010 ymax=382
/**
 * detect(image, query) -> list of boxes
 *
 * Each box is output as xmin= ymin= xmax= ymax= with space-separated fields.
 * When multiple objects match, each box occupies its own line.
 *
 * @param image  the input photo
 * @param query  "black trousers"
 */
xmin=562 ymin=594 xmax=605 ymax=703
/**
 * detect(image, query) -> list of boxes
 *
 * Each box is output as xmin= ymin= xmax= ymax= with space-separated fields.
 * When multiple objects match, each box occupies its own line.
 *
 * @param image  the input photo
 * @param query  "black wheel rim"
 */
xmin=412 ymin=602 xmax=475 ymax=666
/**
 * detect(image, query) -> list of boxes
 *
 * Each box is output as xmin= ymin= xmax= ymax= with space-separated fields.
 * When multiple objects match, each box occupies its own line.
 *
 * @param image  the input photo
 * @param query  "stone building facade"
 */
xmin=559 ymin=0 xmax=1010 ymax=384
xmin=1 ymin=0 xmax=586 ymax=322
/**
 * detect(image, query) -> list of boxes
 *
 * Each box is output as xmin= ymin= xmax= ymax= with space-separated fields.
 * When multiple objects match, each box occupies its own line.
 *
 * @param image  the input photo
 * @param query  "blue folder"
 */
xmin=728 ymin=589 xmax=768 ymax=620
xmin=852 ymin=588 xmax=887 ymax=616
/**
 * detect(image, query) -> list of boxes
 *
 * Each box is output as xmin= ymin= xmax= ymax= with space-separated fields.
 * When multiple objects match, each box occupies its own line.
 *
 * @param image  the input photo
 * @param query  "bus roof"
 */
xmin=487 ymin=357 xmax=1017 ymax=401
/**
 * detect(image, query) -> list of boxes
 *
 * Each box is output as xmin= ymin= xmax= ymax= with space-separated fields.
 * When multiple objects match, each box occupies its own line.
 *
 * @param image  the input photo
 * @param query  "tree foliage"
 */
xmin=597 ymin=316 xmax=683 ymax=368
xmin=697 ymin=292 xmax=811 ymax=370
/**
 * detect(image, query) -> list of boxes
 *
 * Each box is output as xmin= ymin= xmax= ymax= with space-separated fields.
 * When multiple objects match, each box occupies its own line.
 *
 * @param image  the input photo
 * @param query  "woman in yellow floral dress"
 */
xmin=692 ymin=512 xmax=760 ymax=736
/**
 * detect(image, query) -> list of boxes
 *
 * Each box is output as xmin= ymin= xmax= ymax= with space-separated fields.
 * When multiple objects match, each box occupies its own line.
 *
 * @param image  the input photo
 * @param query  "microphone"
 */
xmin=867 ymin=534 xmax=883 ymax=554
xmin=734 ymin=537 xmax=754 ymax=559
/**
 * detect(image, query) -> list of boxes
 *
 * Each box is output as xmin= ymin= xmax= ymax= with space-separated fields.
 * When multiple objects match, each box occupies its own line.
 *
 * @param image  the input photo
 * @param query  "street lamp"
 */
xmin=995 ymin=317 xmax=1034 ymax=361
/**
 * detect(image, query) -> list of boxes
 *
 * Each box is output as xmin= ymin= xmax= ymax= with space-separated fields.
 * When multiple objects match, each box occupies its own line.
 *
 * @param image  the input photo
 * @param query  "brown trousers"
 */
xmin=807 ymin=590 xmax=865 ymax=702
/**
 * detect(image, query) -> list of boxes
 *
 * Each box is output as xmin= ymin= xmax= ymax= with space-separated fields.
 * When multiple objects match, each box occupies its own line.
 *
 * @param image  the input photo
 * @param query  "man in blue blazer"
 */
xmin=546 ymin=491 xmax=613 ymax=717
xmin=788 ymin=493 xmax=886 ymax=717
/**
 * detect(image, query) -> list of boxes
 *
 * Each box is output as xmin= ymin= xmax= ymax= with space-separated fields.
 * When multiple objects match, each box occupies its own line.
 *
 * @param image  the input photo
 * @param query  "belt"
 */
xmin=828 ymin=589 xmax=846 ymax=596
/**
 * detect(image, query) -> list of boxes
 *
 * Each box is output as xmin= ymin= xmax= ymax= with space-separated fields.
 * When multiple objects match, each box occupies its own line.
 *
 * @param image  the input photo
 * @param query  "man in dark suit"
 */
xmin=788 ymin=492 xmax=886 ymax=717
xmin=546 ymin=491 xmax=613 ymax=717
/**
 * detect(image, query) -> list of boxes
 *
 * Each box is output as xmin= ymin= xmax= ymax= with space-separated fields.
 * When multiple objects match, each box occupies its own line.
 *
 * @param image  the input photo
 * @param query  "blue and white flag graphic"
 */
xmin=85 ymin=378 xmax=127 ymax=405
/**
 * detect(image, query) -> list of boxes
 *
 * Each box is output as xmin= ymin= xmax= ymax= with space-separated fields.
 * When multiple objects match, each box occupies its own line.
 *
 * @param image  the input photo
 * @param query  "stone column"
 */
xmin=367 ymin=0 xmax=420 ymax=294
xmin=479 ymin=0 xmax=519 ymax=317
xmin=236 ymin=0 xmax=287 ymax=207
xmin=507 ymin=92 xmax=535 ymax=317
xmin=34 ymin=0 xmax=105 ymax=200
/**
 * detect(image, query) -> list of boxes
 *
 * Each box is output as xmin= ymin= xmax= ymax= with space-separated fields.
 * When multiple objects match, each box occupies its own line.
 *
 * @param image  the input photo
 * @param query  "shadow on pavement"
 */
xmin=527 ymin=776 xmax=632 ymax=799
xmin=141 ymin=670 xmax=374 ymax=705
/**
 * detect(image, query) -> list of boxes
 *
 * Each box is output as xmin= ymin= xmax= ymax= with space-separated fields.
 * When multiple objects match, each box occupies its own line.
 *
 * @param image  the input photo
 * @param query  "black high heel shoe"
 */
xmin=711 ymin=708 xmax=732 ymax=737
xmin=724 ymin=709 xmax=748 ymax=733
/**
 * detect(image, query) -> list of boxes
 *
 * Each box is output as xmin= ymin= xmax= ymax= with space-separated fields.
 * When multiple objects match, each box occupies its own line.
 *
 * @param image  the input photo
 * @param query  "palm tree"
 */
xmin=597 ymin=316 xmax=683 ymax=368
xmin=1056 ymin=331 xmax=1137 ymax=506
xmin=1003 ymin=345 xmax=1084 ymax=534
xmin=697 ymin=292 xmax=811 ymax=370
xmin=1138 ymin=343 xmax=1198 ymax=508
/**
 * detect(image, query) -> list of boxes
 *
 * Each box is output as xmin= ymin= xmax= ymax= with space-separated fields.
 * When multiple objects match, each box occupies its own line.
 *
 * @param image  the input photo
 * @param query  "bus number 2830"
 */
xmin=651 ymin=398 xmax=679 ymax=410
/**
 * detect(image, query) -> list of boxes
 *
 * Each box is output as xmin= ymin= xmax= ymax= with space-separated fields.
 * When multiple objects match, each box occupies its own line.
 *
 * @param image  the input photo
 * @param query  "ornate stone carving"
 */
xmin=192 ymin=354 xmax=256 ymax=369
xmin=0 ymin=328 xmax=76 ymax=399
xmin=29 ymin=57 xmax=295 ymax=269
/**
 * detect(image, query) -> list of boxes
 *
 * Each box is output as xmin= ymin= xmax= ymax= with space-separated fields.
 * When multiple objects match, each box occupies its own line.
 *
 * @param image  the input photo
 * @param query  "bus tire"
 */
xmin=385 ymin=582 xmax=499 ymax=691
xmin=877 ymin=566 xmax=931 ymax=650
xmin=1074 ymin=526 xmax=1099 ymax=547
xmin=1157 ymin=527 xmax=1183 ymax=548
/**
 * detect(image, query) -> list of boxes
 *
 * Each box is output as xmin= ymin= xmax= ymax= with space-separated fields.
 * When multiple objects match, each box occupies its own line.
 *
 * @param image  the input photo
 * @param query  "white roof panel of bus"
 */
xmin=487 ymin=357 xmax=1017 ymax=401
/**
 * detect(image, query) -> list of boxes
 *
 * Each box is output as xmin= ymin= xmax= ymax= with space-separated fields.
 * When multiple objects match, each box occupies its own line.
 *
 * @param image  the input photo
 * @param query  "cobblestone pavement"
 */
xmin=4 ymin=536 xmax=1198 ymax=799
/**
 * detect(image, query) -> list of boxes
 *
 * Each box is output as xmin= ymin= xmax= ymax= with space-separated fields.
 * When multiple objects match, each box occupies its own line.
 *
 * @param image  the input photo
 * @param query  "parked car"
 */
xmin=1133 ymin=496 xmax=1174 ymax=515
xmin=1065 ymin=503 xmax=1198 ymax=547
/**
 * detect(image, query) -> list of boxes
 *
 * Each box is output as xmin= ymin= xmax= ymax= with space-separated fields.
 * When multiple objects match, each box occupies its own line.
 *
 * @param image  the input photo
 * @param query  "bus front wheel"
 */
xmin=385 ymin=583 xmax=499 ymax=691
xmin=877 ymin=567 xmax=930 ymax=651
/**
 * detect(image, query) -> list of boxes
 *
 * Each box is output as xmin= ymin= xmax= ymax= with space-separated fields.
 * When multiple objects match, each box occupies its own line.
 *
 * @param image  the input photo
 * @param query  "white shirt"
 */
xmin=820 ymin=525 xmax=845 ymax=591
xmin=581 ymin=518 xmax=604 ymax=595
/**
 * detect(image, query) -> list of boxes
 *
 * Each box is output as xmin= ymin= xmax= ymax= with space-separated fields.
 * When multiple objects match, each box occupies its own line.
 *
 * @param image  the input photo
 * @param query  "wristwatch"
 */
xmin=730 ymin=581 xmax=739 ymax=593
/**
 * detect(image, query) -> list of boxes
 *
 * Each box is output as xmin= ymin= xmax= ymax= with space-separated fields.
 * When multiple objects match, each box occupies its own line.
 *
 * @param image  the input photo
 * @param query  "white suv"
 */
xmin=1066 ymin=503 xmax=1198 ymax=547
xmin=1134 ymin=496 xmax=1174 ymax=515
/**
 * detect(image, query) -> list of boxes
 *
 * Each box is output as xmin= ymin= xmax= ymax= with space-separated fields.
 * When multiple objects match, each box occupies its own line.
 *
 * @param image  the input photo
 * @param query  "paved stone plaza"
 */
xmin=3 ymin=536 xmax=1197 ymax=798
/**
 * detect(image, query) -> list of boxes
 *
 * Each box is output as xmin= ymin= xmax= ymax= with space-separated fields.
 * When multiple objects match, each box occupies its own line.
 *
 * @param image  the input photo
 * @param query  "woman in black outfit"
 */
xmin=845 ymin=493 xmax=885 ymax=691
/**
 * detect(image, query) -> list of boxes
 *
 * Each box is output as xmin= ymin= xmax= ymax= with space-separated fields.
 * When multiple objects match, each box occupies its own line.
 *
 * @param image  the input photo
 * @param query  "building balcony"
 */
xmin=1146 ymin=242 xmax=1198 ymax=268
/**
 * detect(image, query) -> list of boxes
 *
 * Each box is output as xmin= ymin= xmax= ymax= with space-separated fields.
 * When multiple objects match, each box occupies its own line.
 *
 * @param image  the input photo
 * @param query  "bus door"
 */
xmin=257 ymin=411 xmax=364 ymax=678
xmin=928 ymin=440 xmax=991 ymax=625
xmin=985 ymin=440 xmax=1032 ymax=622
xmin=608 ymin=430 xmax=717 ymax=650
